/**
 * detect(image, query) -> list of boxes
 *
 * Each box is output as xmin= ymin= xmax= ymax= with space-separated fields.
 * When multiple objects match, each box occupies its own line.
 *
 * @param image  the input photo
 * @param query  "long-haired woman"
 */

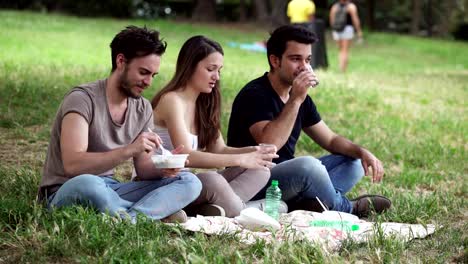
xmin=150 ymin=36 xmax=277 ymax=217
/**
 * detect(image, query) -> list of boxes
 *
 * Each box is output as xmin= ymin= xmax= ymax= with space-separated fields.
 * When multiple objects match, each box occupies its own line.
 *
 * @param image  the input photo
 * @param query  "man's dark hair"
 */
xmin=110 ymin=25 xmax=167 ymax=71
xmin=266 ymin=25 xmax=317 ymax=70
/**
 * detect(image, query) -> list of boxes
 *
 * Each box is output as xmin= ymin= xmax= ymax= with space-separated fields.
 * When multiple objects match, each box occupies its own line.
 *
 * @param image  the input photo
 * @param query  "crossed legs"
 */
xmin=48 ymin=172 xmax=202 ymax=221
xmin=252 ymin=155 xmax=364 ymax=213
xmin=188 ymin=167 xmax=270 ymax=217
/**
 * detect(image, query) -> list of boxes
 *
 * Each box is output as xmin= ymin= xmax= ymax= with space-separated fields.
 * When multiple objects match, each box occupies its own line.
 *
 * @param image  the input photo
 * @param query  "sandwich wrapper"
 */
xmin=235 ymin=207 xmax=281 ymax=231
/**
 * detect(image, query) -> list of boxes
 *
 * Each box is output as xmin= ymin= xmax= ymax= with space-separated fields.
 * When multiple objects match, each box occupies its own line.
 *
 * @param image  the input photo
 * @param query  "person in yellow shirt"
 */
xmin=287 ymin=0 xmax=316 ymax=23
xmin=287 ymin=0 xmax=328 ymax=69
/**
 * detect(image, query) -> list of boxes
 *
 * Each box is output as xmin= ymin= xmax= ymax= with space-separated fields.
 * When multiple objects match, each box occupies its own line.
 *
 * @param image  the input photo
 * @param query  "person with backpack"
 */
xmin=329 ymin=0 xmax=363 ymax=72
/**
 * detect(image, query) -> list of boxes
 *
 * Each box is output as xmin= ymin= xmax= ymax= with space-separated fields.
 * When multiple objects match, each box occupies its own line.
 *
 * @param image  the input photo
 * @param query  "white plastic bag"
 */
xmin=235 ymin=208 xmax=281 ymax=231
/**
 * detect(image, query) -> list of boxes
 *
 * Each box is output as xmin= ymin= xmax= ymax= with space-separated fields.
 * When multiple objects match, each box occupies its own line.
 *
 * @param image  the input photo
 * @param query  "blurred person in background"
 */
xmin=288 ymin=0 xmax=328 ymax=69
xmin=329 ymin=0 xmax=363 ymax=72
xmin=287 ymin=0 xmax=316 ymax=23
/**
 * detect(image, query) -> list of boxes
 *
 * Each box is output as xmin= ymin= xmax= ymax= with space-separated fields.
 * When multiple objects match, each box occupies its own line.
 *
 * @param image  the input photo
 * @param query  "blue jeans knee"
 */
xmin=319 ymin=154 xmax=364 ymax=194
xmin=178 ymin=172 xmax=203 ymax=202
xmin=268 ymin=156 xmax=329 ymax=201
xmin=269 ymin=155 xmax=356 ymax=213
xmin=48 ymin=174 xmax=123 ymax=212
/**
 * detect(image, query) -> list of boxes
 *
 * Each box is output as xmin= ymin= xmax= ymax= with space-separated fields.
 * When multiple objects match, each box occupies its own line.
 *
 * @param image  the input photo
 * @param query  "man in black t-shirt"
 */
xmin=227 ymin=25 xmax=390 ymax=217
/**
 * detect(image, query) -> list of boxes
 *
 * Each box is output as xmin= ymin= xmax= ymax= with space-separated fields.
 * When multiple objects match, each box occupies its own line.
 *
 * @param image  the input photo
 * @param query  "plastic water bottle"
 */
xmin=264 ymin=180 xmax=282 ymax=220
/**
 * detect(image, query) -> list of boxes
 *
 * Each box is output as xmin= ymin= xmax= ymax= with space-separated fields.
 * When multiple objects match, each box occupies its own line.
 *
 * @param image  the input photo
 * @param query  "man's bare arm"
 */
xmin=249 ymin=99 xmax=302 ymax=149
xmin=303 ymin=121 xmax=384 ymax=182
xmin=61 ymin=113 xmax=157 ymax=177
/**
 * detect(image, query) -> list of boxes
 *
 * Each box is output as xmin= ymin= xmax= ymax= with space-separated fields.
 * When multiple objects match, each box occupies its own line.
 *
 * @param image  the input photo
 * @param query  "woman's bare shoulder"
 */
xmin=160 ymin=91 xmax=182 ymax=101
xmin=347 ymin=2 xmax=358 ymax=12
xmin=158 ymin=91 xmax=185 ymax=108
xmin=155 ymin=92 xmax=185 ymax=117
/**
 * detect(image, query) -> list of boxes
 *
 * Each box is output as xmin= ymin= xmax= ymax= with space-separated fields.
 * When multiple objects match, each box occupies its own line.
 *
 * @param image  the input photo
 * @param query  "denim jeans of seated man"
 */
xmin=251 ymin=154 xmax=364 ymax=213
xmin=47 ymin=172 xmax=202 ymax=222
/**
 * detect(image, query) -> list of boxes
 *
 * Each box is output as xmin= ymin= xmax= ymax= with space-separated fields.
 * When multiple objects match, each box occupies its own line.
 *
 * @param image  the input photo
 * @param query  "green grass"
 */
xmin=0 ymin=10 xmax=467 ymax=263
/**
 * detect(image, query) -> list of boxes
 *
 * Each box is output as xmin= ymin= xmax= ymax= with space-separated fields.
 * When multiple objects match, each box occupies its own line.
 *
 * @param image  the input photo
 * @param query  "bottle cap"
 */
xmin=271 ymin=180 xmax=278 ymax=186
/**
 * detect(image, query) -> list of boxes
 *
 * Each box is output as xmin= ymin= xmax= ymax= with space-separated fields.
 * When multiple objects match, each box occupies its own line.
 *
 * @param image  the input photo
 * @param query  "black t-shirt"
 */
xmin=227 ymin=73 xmax=321 ymax=163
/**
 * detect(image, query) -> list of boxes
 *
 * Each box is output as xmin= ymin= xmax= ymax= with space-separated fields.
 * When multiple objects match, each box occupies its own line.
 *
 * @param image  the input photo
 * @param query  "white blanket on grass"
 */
xmin=179 ymin=210 xmax=436 ymax=252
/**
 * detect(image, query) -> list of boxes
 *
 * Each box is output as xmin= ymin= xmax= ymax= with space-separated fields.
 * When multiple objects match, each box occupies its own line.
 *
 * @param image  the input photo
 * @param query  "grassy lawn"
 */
xmin=0 ymin=10 xmax=467 ymax=263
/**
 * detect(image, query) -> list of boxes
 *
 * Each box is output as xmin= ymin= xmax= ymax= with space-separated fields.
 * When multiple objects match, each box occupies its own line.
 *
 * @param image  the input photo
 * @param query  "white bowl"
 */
xmin=151 ymin=154 xmax=188 ymax=169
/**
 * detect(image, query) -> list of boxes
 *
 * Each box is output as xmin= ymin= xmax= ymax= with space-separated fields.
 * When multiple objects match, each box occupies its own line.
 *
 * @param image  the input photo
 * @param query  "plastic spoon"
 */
xmin=147 ymin=128 xmax=172 ymax=156
xmin=315 ymin=196 xmax=328 ymax=211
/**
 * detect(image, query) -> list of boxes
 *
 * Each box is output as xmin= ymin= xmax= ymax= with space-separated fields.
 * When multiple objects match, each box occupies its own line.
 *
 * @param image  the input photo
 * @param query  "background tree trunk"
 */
xmin=270 ymin=0 xmax=288 ymax=28
xmin=411 ymin=0 xmax=422 ymax=35
xmin=426 ymin=0 xmax=433 ymax=36
xmin=253 ymin=0 xmax=270 ymax=23
xmin=192 ymin=0 xmax=216 ymax=22
xmin=366 ymin=0 xmax=376 ymax=30
xmin=437 ymin=0 xmax=456 ymax=37
xmin=239 ymin=0 xmax=247 ymax=22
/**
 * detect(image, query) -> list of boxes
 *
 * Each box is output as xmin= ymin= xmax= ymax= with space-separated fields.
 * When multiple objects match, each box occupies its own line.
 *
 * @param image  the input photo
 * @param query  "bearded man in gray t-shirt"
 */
xmin=38 ymin=26 xmax=201 ymax=223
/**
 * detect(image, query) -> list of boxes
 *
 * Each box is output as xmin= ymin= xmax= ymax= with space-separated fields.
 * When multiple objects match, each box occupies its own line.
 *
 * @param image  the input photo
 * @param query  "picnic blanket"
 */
xmin=179 ymin=210 xmax=436 ymax=252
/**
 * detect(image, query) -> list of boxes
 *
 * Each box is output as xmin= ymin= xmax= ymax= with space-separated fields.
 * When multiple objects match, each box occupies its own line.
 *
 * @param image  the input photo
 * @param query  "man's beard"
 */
xmin=278 ymin=69 xmax=294 ymax=87
xmin=118 ymin=68 xmax=142 ymax=99
xmin=275 ymin=60 xmax=294 ymax=86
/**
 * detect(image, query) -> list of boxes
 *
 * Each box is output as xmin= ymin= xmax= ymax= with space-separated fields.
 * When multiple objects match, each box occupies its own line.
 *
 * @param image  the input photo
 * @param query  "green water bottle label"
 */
xmin=309 ymin=220 xmax=359 ymax=231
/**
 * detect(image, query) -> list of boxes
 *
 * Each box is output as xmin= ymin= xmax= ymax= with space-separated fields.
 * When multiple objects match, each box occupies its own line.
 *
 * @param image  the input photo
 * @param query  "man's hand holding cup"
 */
xmin=305 ymin=64 xmax=319 ymax=88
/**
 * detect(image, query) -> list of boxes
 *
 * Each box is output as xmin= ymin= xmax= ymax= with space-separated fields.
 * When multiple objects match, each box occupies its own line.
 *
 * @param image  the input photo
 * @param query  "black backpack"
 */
xmin=332 ymin=3 xmax=348 ymax=31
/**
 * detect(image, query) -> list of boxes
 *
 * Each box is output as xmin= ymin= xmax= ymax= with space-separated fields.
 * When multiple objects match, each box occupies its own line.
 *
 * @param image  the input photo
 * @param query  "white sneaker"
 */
xmin=161 ymin=210 xmax=188 ymax=223
xmin=245 ymin=199 xmax=288 ymax=213
xmin=197 ymin=204 xmax=226 ymax=217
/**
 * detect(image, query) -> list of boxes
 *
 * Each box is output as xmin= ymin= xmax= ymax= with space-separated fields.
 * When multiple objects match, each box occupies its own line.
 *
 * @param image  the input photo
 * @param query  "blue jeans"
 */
xmin=252 ymin=154 xmax=364 ymax=213
xmin=47 ymin=172 xmax=202 ymax=221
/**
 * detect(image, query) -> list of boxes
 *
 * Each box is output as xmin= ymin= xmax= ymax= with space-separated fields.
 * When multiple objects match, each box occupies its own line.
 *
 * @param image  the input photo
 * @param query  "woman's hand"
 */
xmin=160 ymin=168 xmax=181 ymax=178
xmin=238 ymin=146 xmax=278 ymax=170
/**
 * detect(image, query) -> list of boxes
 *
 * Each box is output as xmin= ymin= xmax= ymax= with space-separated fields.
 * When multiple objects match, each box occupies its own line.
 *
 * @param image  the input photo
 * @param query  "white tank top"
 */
xmin=153 ymin=124 xmax=198 ymax=153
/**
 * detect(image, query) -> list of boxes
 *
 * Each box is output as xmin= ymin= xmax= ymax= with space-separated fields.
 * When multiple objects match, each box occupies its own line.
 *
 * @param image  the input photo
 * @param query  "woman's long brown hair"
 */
xmin=151 ymin=36 xmax=223 ymax=149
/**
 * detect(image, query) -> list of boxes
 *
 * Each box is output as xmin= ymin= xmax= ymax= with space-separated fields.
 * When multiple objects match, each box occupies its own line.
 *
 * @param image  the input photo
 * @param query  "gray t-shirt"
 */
xmin=38 ymin=79 xmax=154 ymax=200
